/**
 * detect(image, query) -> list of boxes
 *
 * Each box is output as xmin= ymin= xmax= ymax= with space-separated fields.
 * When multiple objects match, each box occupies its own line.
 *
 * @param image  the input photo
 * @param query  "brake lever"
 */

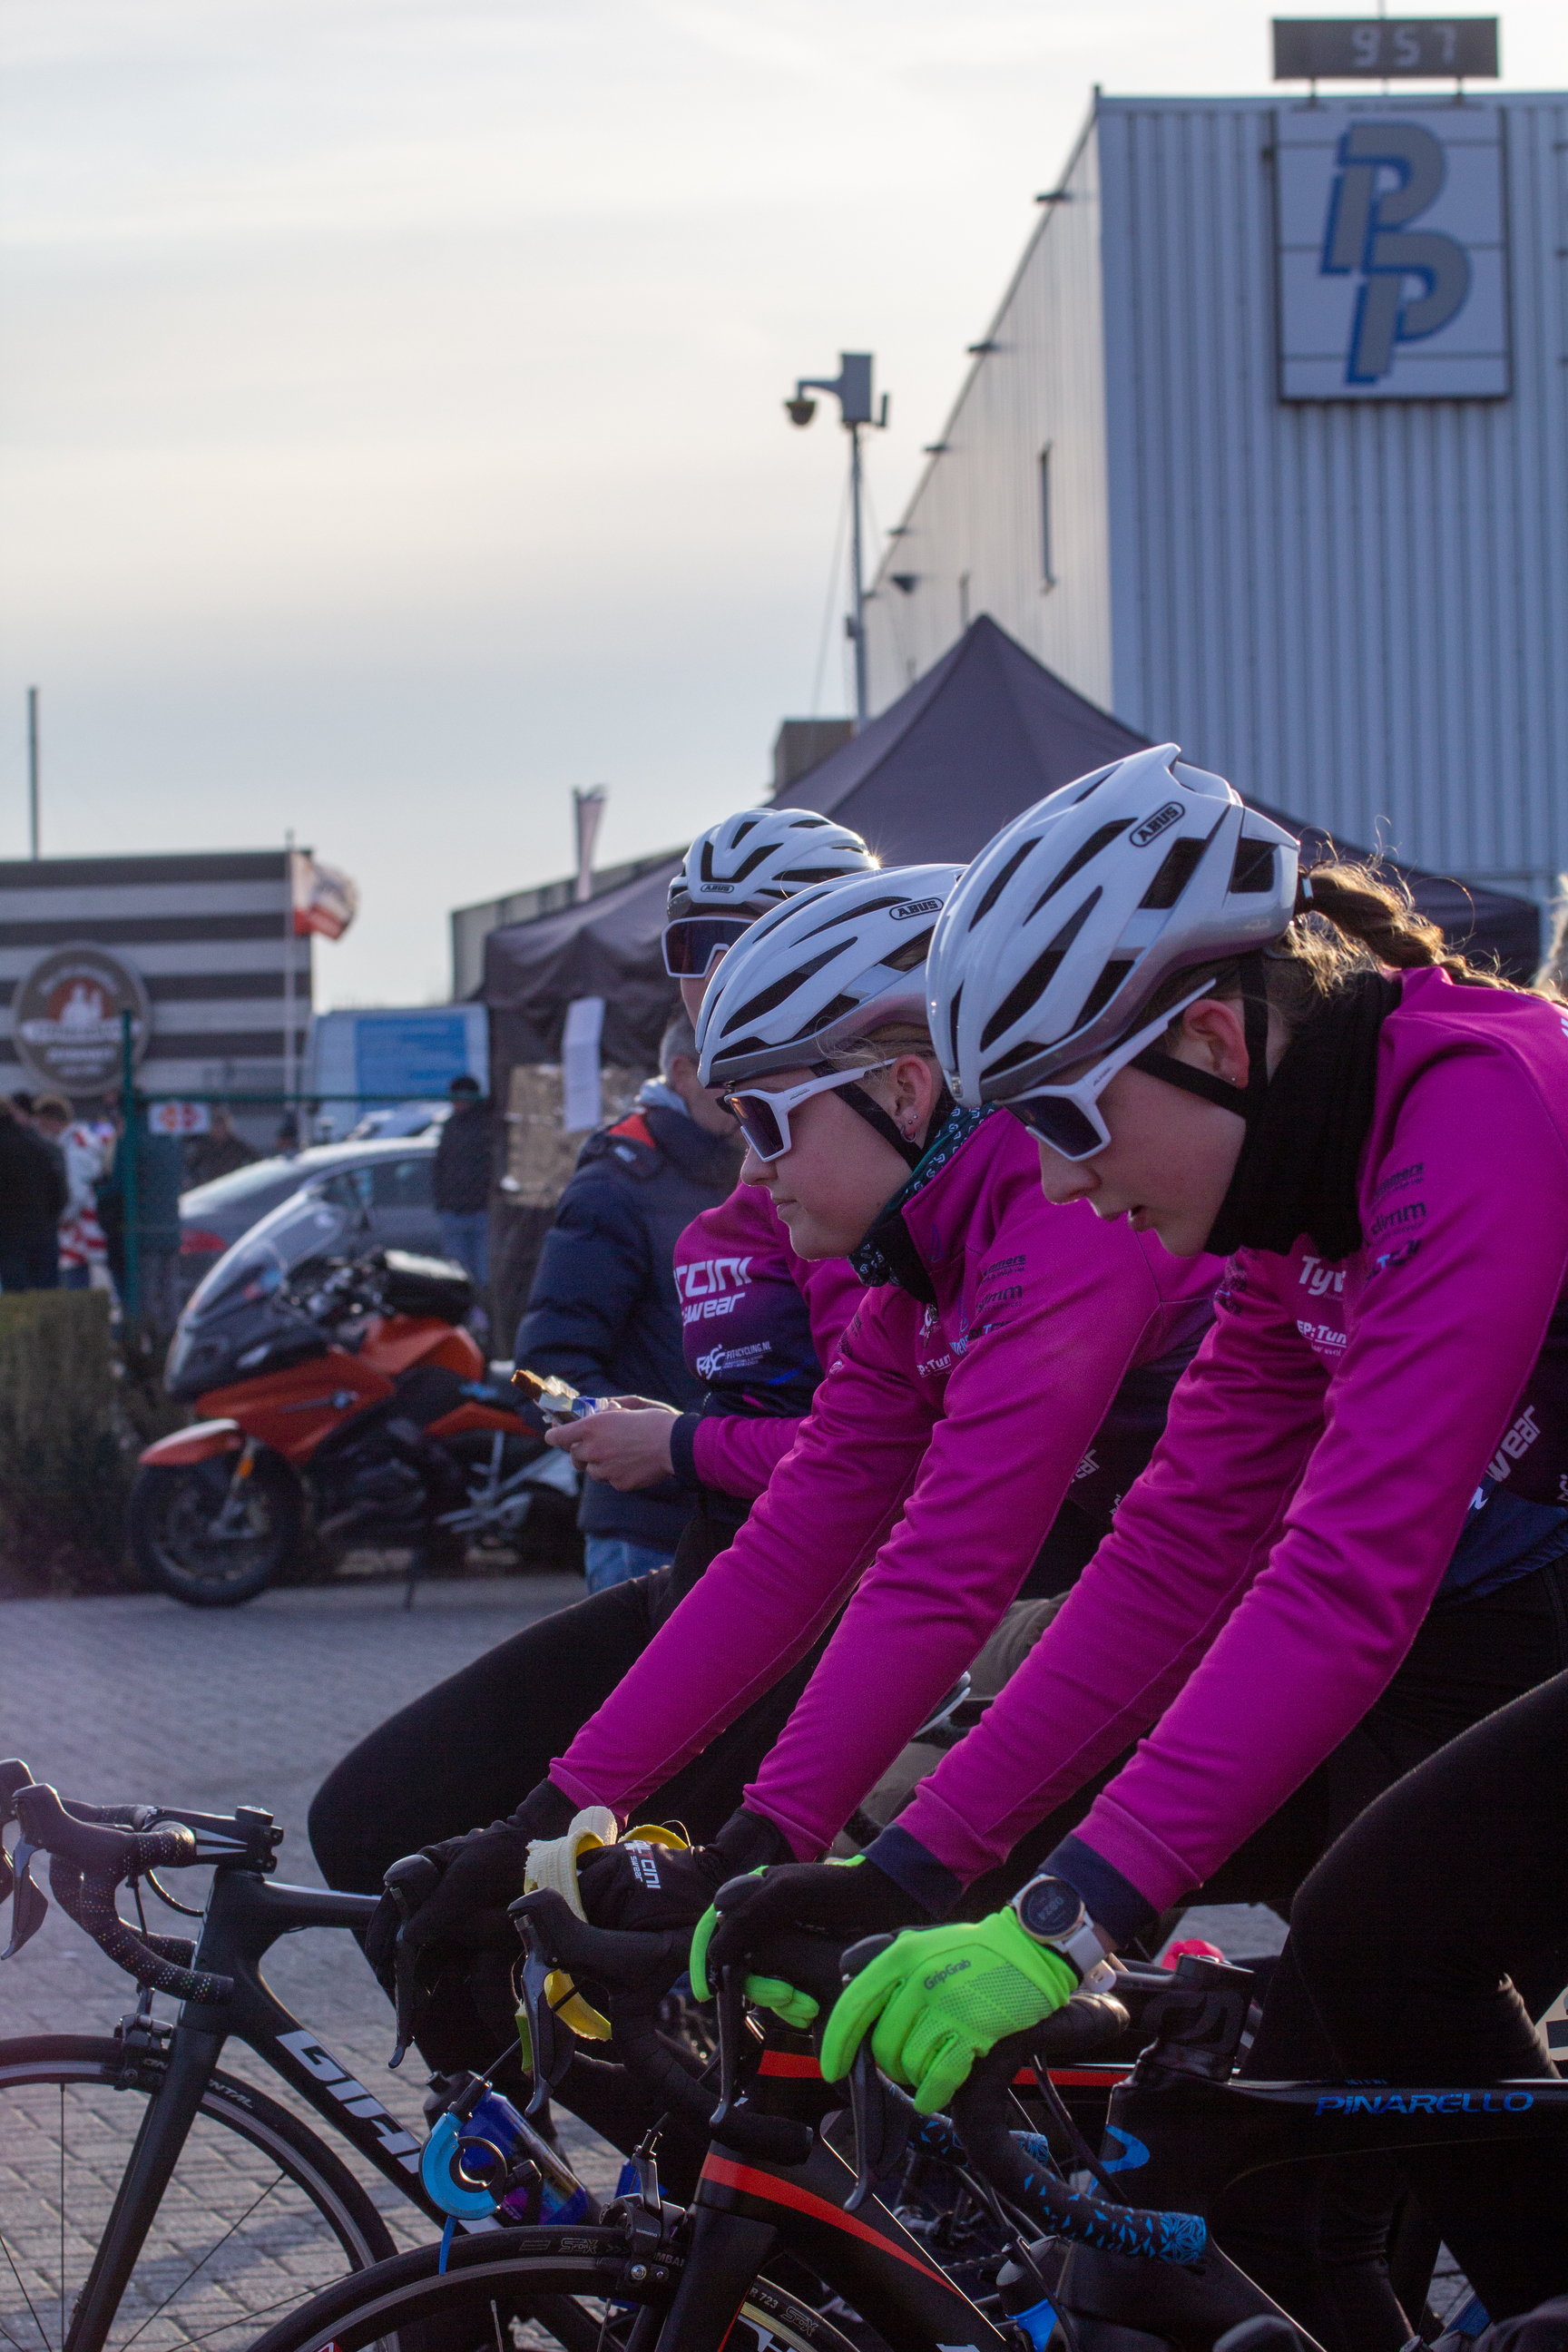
xmin=2 ymin=1841 xmax=48 ymax=1960
xmin=845 ymin=2042 xmax=911 ymax=2212
xmin=516 ymin=1925 xmax=573 ymax=2116
xmin=709 ymin=1965 xmax=750 ymax=2133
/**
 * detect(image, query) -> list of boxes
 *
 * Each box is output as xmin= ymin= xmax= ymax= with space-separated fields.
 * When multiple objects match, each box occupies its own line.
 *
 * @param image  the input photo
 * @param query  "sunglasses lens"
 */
xmin=662 ymin=916 xmax=750 ymax=978
xmin=1010 ymin=1093 xmax=1105 ymax=1161
xmin=728 ymin=1093 xmax=787 ymax=1160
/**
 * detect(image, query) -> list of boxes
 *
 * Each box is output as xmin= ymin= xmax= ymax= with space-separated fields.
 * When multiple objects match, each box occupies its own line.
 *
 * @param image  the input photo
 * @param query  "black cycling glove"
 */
xmin=365 ymin=1777 xmax=578 ymax=1985
xmin=703 ymin=1852 xmax=928 ymax=1978
xmin=574 ymin=1809 xmax=789 ymax=1936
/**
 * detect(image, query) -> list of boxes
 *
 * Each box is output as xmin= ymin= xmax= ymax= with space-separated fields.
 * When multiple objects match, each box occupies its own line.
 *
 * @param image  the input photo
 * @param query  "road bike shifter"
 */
xmin=0 ymin=1759 xmax=34 ymax=1824
xmin=1 ymin=1839 xmax=46 ymax=1960
xmin=516 ymin=1923 xmax=575 ymax=2116
xmin=385 ymin=1853 xmax=441 ymax=2069
xmin=835 ymin=1932 xmax=909 ymax=2211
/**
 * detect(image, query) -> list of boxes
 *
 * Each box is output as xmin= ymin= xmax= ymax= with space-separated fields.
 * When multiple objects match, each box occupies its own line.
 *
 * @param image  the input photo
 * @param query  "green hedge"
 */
xmin=0 ymin=1290 xmax=132 ymax=1593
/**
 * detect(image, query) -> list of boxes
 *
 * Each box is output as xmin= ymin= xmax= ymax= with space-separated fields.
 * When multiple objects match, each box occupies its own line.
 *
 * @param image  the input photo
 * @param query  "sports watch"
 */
xmin=1011 ymin=1875 xmax=1112 ymax=1984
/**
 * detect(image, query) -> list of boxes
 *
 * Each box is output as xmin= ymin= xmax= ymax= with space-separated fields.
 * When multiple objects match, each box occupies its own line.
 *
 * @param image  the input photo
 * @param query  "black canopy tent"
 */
xmin=482 ymin=613 xmax=1542 ymax=1077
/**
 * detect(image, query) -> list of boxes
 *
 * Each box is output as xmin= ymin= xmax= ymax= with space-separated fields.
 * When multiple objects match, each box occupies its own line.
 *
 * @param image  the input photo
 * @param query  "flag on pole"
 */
xmin=290 ymin=851 xmax=358 ymax=940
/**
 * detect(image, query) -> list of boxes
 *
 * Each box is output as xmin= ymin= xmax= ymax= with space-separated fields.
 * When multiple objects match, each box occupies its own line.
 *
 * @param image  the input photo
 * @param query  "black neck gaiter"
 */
xmin=1204 ymin=970 xmax=1403 ymax=1262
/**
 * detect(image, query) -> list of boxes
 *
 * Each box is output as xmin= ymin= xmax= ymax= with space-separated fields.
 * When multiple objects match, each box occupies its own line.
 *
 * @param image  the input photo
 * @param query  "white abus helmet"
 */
xmin=697 ymin=866 xmax=961 ymax=1085
xmin=928 ymin=745 xmax=1298 ymax=1106
xmin=668 ymin=808 xmax=877 ymax=919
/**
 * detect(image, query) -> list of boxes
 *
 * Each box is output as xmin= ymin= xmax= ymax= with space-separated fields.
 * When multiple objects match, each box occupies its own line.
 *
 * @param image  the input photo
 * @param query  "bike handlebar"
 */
xmin=7 ymin=1781 xmax=234 ymax=2005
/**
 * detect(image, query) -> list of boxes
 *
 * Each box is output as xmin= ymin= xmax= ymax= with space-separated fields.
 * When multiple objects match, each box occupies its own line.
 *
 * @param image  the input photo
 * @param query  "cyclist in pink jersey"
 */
xmin=701 ymin=749 xmax=1568 ymax=2347
xmin=381 ymin=860 xmax=1218 ymax=1980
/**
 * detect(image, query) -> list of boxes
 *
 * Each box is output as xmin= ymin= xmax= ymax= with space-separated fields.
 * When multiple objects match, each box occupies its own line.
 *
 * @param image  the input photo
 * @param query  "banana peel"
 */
xmin=517 ymin=1811 xmax=690 ymax=2046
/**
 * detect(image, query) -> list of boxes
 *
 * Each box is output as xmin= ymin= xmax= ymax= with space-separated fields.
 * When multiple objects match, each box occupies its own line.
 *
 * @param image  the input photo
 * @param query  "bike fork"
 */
xmin=64 ymin=2022 xmax=224 ymax=2352
xmin=653 ymin=2209 xmax=779 ymax=2350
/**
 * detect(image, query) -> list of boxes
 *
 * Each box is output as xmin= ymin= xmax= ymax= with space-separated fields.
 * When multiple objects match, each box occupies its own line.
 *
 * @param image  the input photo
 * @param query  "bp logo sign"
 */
xmin=11 ymin=943 xmax=151 ymax=1096
xmin=1276 ymin=106 xmax=1508 ymax=400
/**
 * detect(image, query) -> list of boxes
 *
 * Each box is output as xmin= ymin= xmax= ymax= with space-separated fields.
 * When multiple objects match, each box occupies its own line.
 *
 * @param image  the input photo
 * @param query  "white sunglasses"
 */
xmin=720 ymin=1060 xmax=897 ymax=1161
xmin=1004 ymin=981 xmax=1219 ymax=1161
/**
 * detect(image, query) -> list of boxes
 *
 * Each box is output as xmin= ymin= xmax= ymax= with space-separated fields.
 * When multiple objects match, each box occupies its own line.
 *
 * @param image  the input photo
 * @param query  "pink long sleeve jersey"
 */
xmin=553 ymin=1110 xmax=1219 ymax=1859
xmin=667 ymin=1181 xmax=863 ymax=1501
xmin=886 ymin=968 xmax=1568 ymax=1933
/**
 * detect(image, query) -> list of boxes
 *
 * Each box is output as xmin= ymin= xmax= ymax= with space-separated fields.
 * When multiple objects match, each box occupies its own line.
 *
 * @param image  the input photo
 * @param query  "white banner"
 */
xmin=562 ymin=995 xmax=606 ymax=1133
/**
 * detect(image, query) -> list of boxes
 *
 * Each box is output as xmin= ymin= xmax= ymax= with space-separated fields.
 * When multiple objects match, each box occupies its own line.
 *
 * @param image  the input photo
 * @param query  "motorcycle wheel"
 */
xmin=128 ymin=1454 xmax=303 ymax=1608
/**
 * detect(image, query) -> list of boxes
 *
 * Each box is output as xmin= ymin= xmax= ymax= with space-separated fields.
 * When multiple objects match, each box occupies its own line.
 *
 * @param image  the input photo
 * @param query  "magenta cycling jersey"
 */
xmin=667 ymin=1181 xmax=863 ymax=1501
xmin=888 ymin=967 xmax=1568 ymax=1930
xmin=552 ymin=1110 xmax=1220 ymax=1860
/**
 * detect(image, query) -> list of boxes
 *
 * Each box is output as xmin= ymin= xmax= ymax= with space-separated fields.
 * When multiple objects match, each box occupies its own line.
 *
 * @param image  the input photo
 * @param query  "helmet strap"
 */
xmin=835 ymin=1080 xmax=926 ymax=1171
xmin=1129 ymin=954 xmax=1271 ymax=1125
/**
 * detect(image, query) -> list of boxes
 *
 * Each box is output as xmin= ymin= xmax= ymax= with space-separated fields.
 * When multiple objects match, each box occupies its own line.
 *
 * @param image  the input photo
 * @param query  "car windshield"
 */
xmin=183 ymin=1186 xmax=356 ymax=1324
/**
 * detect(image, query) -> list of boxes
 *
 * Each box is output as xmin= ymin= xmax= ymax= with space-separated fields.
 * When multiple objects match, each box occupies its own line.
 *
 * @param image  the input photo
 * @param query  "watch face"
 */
xmin=1018 ymin=1877 xmax=1086 ymax=1943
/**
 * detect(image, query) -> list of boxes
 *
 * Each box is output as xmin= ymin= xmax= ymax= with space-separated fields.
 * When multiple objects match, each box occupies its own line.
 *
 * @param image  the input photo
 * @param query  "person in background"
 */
xmin=32 ymin=1096 xmax=106 ymax=1291
xmin=184 ymin=1107 xmax=260 ymax=1189
xmin=515 ymin=1011 xmax=741 ymax=1592
xmin=432 ymin=1074 xmax=494 ymax=1285
xmin=274 ymin=1112 xmax=300 ymax=1156
xmin=98 ymin=1114 xmax=184 ymax=1335
xmin=0 ymin=1097 xmax=67 ymax=1291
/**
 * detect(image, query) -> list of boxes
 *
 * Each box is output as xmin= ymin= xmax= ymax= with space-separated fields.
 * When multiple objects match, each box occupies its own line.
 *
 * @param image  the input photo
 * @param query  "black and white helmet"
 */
xmin=668 ymin=808 xmax=877 ymax=919
xmin=697 ymin=867 xmax=961 ymax=1084
xmin=927 ymin=745 xmax=1298 ymax=1106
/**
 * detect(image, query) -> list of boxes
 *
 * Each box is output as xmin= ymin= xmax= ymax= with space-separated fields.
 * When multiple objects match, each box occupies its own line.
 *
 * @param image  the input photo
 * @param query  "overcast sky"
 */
xmin=3 ymin=1 xmax=1564 ymax=1006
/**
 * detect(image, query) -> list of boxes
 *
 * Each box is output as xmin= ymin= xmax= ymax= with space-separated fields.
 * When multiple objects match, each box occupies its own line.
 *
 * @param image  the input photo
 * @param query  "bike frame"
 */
xmin=64 ymin=1863 xmax=465 ymax=2352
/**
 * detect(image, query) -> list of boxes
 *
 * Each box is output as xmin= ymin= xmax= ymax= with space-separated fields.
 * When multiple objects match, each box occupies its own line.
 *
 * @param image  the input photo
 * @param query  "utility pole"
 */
xmin=27 ymin=688 xmax=39 ymax=858
xmin=283 ymin=829 xmax=297 ymax=1122
xmin=786 ymin=353 xmax=889 ymax=725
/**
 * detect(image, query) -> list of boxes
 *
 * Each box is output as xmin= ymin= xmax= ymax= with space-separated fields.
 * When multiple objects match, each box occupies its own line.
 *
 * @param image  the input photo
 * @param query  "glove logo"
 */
xmin=923 ymin=1958 xmax=972 ymax=1991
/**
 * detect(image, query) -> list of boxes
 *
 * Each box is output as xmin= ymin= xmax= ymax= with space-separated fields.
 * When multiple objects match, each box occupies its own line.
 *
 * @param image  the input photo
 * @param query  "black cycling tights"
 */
xmin=1223 ymin=1668 xmax=1568 ymax=2346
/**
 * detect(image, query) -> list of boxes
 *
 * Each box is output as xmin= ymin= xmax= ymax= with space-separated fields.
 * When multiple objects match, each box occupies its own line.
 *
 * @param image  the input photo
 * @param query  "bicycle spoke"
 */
xmin=114 ymin=2175 xmax=289 ymax=2352
xmin=0 ymin=2230 xmax=53 ymax=2352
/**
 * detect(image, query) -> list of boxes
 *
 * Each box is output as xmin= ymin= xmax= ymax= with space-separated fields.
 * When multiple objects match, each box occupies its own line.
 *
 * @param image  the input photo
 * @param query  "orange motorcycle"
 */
xmin=131 ymin=1188 xmax=574 ymax=1606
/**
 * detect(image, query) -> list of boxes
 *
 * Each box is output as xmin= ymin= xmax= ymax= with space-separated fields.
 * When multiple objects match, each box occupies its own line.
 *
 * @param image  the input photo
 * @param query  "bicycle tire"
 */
xmin=0 ymin=2034 xmax=395 ymax=2352
xmin=242 ymin=2224 xmax=873 ymax=2352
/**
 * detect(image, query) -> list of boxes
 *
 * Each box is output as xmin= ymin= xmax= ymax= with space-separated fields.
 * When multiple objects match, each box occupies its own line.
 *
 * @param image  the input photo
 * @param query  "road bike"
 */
xmin=241 ymin=1889 xmax=1568 ymax=2352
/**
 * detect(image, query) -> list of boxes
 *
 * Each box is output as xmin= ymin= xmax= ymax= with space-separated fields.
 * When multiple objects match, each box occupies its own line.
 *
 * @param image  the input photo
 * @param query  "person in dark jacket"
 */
xmin=433 ymin=1075 xmax=495 ymax=1284
xmin=0 ymin=1097 xmax=68 ymax=1290
xmin=184 ymin=1108 xmax=260 ymax=1189
xmin=515 ymin=1014 xmax=741 ymax=1592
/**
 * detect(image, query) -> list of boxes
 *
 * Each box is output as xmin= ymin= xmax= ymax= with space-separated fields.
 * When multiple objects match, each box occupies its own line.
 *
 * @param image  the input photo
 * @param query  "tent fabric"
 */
xmin=481 ymin=614 xmax=1542 ymax=1078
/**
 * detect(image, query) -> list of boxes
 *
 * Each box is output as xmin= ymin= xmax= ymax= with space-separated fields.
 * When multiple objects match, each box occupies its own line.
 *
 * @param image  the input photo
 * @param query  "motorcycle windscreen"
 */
xmin=165 ymin=1187 xmax=355 ymax=1398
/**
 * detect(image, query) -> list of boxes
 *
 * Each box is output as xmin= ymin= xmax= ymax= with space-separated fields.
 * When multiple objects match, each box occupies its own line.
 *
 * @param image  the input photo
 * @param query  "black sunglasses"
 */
xmin=662 ymin=916 xmax=753 ymax=979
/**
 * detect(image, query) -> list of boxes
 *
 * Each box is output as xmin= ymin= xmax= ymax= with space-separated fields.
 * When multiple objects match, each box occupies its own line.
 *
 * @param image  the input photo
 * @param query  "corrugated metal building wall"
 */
xmin=866 ymin=91 xmax=1568 ymax=906
xmin=0 ymin=851 xmax=309 ymax=1102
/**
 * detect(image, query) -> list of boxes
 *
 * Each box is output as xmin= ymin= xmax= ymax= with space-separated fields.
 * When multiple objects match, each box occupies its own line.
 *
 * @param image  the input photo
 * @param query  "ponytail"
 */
xmin=1148 ymin=855 xmax=1558 ymax=1049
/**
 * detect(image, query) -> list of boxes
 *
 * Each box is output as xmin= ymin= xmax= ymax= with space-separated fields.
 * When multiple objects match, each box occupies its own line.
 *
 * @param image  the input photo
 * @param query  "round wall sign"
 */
xmin=11 ymin=943 xmax=152 ymax=1097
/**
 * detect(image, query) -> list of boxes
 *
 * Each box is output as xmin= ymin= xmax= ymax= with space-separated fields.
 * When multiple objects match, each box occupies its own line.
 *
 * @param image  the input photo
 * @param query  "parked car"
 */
xmin=179 ymin=1134 xmax=445 ymax=1296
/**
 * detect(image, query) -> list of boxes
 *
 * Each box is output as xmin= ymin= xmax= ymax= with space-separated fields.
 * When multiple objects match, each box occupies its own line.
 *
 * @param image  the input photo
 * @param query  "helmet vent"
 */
xmin=947 ymin=980 xmax=963 ymax=1067
xmin=731 ymin=818 xmax=760 ymax=845
xmin=1026 ymin=822 xmax=1132 ymax=918
xmin=798 ymin=891 xmax=917 ymax=941
xmin=1139 ymin=834 xmax=1208 ymax=911
xmin=1230 ymin=839 xmax=1277 ymax=895
xmin=789 ymin=992 xmax=858 ymax=1041
xmin=884 ymin=927 xmax=935 ymax=973
xmin=967 ymin=839 xmax=1039 ymax=929
xmin=1074 ymin=956 xmax=1136 ymax=1030
xmin=721 ymin=943 xmax=845 ymax=1031
xmin=979 ymin=890 xmax=1101 ymax=1051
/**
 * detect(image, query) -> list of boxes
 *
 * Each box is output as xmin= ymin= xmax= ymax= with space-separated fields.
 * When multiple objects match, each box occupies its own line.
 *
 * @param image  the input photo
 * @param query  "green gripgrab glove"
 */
xmin=690 ymin=1880 xmax=820 ymax=2028
xmin=820 ymin=1906 xmax=1078 ymax=2115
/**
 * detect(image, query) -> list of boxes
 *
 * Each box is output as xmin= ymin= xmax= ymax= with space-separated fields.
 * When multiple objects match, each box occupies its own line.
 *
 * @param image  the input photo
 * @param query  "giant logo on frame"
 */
xmin=11 ymin=943 xmax=151 ymax=1096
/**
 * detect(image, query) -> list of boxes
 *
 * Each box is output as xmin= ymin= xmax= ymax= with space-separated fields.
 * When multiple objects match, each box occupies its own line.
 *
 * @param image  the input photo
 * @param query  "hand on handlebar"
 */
xmin=692 ymin=1852 xmax=927 ymax=2027
xmin=821 ymin=1906 xmax=1078 ymax=2115
xmin=365 ymin=1780 xmax=578 ymax=1989
xmin=573 ymin=1808 xmax=785 ymax=1936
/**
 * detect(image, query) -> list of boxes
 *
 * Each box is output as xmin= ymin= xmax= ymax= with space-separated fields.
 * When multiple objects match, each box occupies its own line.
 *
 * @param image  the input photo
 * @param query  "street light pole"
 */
xmin=786 ymin=353 xmax=889 ymax=727
xmin=27 ymin=688 xmax=39 ymax=859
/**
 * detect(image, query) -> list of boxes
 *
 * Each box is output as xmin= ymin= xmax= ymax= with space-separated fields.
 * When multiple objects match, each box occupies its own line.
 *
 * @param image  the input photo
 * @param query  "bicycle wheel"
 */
xmin=0 ymin=2035 xmax=395 ymax=2352
xmin=243 ymin=2225 xmax=872 ymax=2352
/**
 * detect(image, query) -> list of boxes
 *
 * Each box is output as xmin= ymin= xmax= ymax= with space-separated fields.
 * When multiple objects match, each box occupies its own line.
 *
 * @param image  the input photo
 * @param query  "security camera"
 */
xmin=785 ymin=396 xmax=817 ymax=427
